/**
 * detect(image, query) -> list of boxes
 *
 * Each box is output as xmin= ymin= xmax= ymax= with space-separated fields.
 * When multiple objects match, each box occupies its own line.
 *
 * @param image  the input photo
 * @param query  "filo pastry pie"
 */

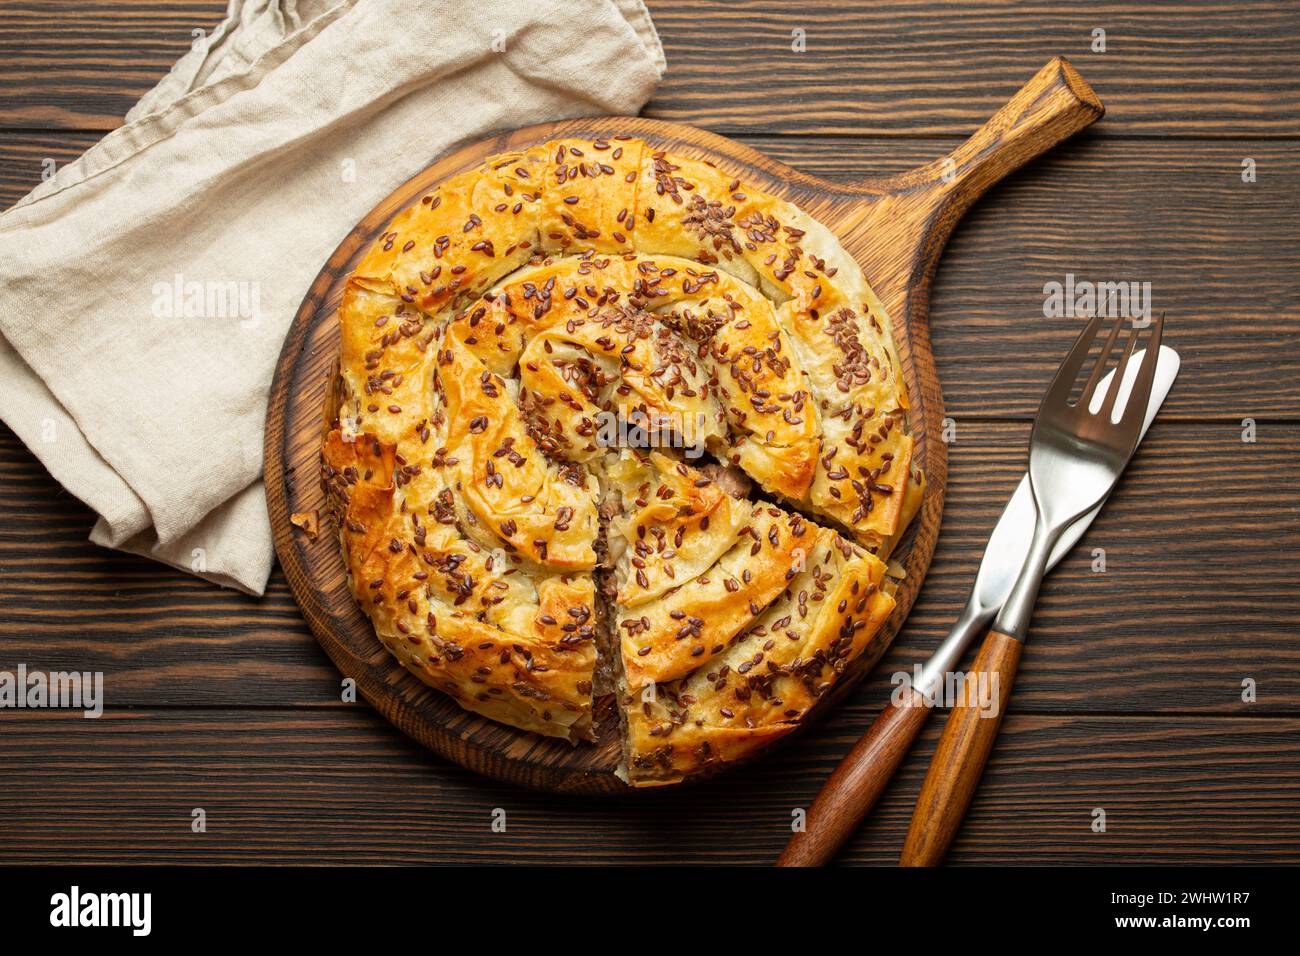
xmin=320 ymin=136 xmax=924 ymax=786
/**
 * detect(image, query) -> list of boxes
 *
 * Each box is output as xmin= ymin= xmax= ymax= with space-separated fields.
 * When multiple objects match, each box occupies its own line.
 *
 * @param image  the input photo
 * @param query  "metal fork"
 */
xmin=899 ymin=310 xmax=1165 ymax=866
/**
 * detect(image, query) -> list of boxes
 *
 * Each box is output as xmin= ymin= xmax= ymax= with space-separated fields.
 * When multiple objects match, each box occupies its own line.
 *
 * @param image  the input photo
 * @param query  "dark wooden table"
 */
xmin=1 ymin=0 xmax=1297 ymax=865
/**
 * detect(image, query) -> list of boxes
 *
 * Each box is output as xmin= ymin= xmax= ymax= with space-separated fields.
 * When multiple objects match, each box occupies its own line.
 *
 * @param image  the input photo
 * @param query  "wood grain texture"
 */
xmin=6 ymin=133 xmax=1295 ymax=415
xmin=745 ymin=135 xmax=1300 ymax=419
xmin=0 ymin=707 xmax=1296 ymax=865
xmin=4 ymin=418 xmax=1297 ymax=713
xmin=0 ymin=130 xmax=100 ymax=207
xmin=0 ymin=0 xmax=1297 ymax=864
xmin=644 ymin=1 xmax=1300 ymax=136
xmin=2 ymin=1 xmax=1298 ymax=134
xmin=0 ymin=0 xmax=226 ymax=129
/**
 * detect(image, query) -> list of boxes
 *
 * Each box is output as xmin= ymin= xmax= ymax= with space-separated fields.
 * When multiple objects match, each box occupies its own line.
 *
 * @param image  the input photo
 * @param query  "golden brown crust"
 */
xmin=620 ymin=516 xmax=897 ymax=786
xmin=321 ymin=429 xmax=598 ymax=741
xmin=325 ymin=136 xmax=920 ymax=775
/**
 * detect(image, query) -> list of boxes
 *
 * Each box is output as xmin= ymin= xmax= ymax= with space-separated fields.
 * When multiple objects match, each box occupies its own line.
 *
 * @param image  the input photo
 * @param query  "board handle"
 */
xmin=864 ymin=56 xmax=1103 ymax=259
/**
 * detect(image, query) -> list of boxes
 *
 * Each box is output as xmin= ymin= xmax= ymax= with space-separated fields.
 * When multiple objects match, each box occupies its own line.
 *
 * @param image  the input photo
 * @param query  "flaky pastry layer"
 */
xmin=322 ymin=136 xmax=923 ymax=783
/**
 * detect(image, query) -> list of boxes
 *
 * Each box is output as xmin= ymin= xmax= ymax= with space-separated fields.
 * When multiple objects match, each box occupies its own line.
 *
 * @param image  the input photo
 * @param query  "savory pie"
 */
xmin=320 ymin=136 xmax=924 ymax=786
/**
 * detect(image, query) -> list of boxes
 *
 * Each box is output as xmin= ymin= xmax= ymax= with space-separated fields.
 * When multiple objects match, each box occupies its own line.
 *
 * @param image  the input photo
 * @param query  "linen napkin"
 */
xmin=0 ymin=0 xmax=665 ymax=595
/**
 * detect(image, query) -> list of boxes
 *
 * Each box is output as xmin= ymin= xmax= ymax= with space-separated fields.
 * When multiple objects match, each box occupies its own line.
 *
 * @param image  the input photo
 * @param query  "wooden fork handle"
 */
xmin=776 ymin=688 xmax=931 ymax=866
xmin=899 ymin=630 xmax=1023 ymax=867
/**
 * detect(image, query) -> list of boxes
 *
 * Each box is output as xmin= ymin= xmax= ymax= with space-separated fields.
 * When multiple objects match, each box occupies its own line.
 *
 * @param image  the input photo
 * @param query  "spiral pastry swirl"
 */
xmin=322 ymin=136 xmax=923 ymax=785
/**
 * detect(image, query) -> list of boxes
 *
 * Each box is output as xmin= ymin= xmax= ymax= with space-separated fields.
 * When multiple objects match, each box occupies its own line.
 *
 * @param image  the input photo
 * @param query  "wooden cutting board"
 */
xmin=264 ymin=57 xmax=1102 ymax=793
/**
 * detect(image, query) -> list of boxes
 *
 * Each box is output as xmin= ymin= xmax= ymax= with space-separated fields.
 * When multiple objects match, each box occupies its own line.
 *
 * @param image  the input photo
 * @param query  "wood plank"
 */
xmin=1 ymin=1 xmax=1298 ymax=135
xmin=0 ymin=0 xmax=225 ymax=129
xmin=877 ymin=419 xmax=1300 ymax=717
xmin=0 ymin=0 xmax=1290 ymax=867
xmin=0 ymin=428 xmax=339 ymax=706
xmin=0 ymin=707 xmax=1295 ymax=864
xmin=0 ymin=130 xmax=101 ymax=208
xmin=3 ymin=420 xmax=1296 ymax=712
xmin=645 ymin=0 xmax=1300 ymax=136
xmin=6 ymin=131 xmax=1295 ymax=415
xmin=746 ymin=135 xmax=1300 ymax=419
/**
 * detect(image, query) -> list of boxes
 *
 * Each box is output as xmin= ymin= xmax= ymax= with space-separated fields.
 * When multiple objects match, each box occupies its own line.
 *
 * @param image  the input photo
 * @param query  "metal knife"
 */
xmin=775 ymin=344 xmax=1180 ymax=866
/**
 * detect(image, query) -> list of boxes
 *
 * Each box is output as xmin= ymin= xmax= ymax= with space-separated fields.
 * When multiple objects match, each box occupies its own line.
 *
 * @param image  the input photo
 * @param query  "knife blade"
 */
xmin=912 ymin=345 xmax=1180 ymax=696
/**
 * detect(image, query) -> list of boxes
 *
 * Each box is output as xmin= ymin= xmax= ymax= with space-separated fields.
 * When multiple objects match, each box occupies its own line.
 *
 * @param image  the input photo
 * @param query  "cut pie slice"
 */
xmin=322 ymin=430 xmax=599 ymax=742
xmin=323 ymin=136 xmax=924 ymax=784
xmin=600 ymin=451 xmax=896 ymax=786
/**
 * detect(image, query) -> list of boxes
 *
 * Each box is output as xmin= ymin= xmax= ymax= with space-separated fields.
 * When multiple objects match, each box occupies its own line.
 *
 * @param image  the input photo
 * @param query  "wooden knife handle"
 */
xmin=899 ymin=630 xmax=1023 ymax=867
xmin=776 ymin=687 xmax=931 ymax=867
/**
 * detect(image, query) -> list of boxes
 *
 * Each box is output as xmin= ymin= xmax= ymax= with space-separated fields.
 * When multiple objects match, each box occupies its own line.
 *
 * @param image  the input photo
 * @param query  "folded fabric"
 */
xmin=0 ymin=0 xmax=665 ymax=594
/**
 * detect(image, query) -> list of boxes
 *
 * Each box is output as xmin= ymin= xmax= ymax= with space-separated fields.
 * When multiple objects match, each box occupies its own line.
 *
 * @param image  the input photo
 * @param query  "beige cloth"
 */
xmin=0 ymin=0 xmax=664 ymax=595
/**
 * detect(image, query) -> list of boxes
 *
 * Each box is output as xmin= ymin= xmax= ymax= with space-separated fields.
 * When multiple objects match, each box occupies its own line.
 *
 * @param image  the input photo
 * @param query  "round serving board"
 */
xmin=265 ymin=58 xmax=1102 ymax=793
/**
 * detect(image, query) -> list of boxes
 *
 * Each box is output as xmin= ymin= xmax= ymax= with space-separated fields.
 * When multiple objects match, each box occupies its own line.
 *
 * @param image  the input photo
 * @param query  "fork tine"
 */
xmin=1078 ymin=304 xmax=1126 ymax=408
xmin=1043 ymin=311 xmax=1109 ymax=408
xmin=1114 ymin=313 xmax=1165 ymax=430
xmin=1099 ymin=319 xmax=1143 ymax=423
